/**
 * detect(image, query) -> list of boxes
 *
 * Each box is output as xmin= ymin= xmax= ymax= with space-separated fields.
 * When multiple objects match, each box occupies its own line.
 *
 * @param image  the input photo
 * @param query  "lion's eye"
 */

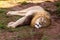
xmin=35 ymin=24 xmax=39 ymax=28
xmin=35 ymin=24 xmax=39 ymax=27
xmin=35 ymin=22 xmax=42 ymax=28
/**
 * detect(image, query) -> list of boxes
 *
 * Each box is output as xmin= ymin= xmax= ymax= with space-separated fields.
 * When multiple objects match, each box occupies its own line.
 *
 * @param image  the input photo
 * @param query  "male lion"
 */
xmin=7 ymin=6 xmax=51 ymax=28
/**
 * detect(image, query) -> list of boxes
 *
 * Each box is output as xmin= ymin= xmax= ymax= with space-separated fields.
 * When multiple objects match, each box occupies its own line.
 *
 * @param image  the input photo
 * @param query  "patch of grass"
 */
xmin=41 ymin=35 xmax=49 ymax=40
xmin=54 ymin=1 xmax=60 ymax=7
xmin=0 ymin=8 xmax=8 ymax=29
xmin=17 ymin=30 xmax=37 ymax=38
xmin=6 ymin=28 xmax=17 ymax=32
xmin=0 ymin=8 xmax=9 ymax=18
xmin=54 ymin=1 xmax=60 ymax=17
xmin=0 ymin=24 xmax=6 ymax=29
xmin=56 ymin=7 xmax=60 ymax=16
xmin=0 ymin=8 xmax=8 ymax=13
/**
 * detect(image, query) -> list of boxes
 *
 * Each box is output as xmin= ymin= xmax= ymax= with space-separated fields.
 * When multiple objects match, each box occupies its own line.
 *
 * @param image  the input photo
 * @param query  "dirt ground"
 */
xmin=0 ymin=1 xmax=60 ymax=40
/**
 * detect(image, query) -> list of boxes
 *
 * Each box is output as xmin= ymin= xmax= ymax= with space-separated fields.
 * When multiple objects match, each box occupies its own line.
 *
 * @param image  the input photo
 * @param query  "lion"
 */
xmin=7 ymin=6 xmax=51 ymax=28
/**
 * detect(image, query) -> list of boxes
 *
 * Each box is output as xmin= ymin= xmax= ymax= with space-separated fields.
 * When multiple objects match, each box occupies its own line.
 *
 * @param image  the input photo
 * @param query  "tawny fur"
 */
xmin=7 ymin=6 xmax=45 ymax=16
xmin=31 ymin=11 xmax=51 ymax=28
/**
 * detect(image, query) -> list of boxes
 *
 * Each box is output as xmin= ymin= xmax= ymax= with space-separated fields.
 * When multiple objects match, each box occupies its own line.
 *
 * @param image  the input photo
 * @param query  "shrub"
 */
xmin=21 ymin=1 xmax=27 ymax=5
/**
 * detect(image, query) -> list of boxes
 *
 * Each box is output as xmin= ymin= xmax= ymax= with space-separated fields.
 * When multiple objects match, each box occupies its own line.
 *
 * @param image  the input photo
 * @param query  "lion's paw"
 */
xmin=7 ymin=22 xmax=16 ymax=28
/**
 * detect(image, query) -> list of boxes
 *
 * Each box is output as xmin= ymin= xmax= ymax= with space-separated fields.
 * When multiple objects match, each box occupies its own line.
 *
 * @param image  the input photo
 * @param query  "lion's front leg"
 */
xmin=7 ymin=16 xmax=27 ymax=28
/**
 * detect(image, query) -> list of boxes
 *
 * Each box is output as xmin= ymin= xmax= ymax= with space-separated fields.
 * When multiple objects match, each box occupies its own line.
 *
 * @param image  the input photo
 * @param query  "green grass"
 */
xmin=54 ymin=1 xmax=60 ymax=16
xmin=0 ymin=8 xmax=38 ymax=40
xmin=56 ymin=7 xmax=60 ymax=16
xmin=0 ymin=8 xmax=8 ymax=29
xmin=41 ymin=35 xmax=49 ymax=40
xmin=54 ymin=1 xmax=60 ymax=7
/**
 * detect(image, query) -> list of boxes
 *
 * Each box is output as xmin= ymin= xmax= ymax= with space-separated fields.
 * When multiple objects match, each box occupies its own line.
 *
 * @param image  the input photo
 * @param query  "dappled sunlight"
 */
xmin=0 ymin=1 xmax=19 ymax=8
xmin=0 ymin=0 xmax=56 ymax=8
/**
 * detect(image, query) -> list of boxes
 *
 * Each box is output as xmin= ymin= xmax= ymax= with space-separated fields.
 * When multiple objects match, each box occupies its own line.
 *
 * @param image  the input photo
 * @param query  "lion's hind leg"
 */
xmin=7 ymin=11 xmax=26 ymax=16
